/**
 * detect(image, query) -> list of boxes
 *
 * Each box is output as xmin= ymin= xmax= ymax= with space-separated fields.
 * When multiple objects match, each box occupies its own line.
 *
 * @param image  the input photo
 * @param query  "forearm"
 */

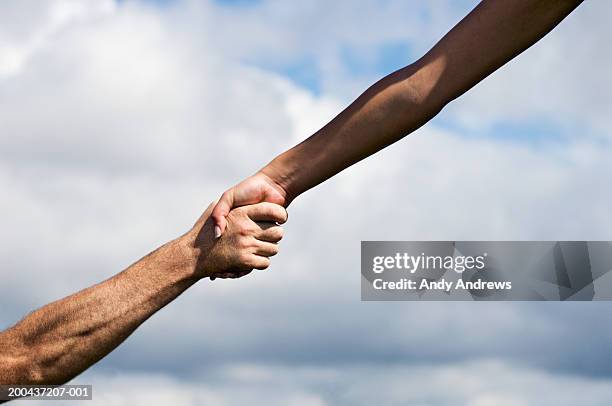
xmin=261 ymin=62 xmax=438 ymax=201
xmin=0 ymin=237 xmax=197 ymax=385
xmin=261 ymin=0 xmax=583 ymax=200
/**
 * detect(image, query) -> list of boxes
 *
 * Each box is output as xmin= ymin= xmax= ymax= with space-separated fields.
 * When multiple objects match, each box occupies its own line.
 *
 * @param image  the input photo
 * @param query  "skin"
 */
xmin=211 ymin=0 xmax=585 ymax=235
xmin=0 ymin=202 xmax=287 ymax=389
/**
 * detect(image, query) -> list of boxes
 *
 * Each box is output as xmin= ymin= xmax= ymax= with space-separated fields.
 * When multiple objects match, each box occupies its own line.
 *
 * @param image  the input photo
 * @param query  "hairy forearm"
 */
xmin=261 ymin=0 xmax=583 ymax=201
xmin=0 ymin=237 xmax=197 ymax=385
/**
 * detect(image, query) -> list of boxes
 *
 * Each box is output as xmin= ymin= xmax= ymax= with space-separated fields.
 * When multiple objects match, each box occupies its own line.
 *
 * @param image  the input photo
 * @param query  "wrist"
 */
xmin=259 ymin=153 xmax=300 ymax=205
xmin=162 ymin=236 xmax=202 ymax=283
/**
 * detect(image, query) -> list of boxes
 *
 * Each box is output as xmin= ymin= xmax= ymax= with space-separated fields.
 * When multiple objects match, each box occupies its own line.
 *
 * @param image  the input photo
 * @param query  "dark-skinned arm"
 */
xmin=212 ymin=0 xmax=584 ymax=235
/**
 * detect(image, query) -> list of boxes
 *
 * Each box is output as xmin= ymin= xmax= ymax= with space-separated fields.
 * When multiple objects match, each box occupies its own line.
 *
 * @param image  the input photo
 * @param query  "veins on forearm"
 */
xmin=0 ymin=238 xmax=198 ymax=385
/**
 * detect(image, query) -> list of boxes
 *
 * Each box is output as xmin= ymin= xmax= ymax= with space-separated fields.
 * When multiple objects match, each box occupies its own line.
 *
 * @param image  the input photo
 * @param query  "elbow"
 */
xmin=385 ymin=62 xmax=449 ymax=120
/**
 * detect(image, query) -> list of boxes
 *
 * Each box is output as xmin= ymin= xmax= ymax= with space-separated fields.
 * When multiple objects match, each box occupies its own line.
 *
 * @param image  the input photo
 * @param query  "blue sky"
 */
xmin=163 ymin=0 xmax=584 ymax=146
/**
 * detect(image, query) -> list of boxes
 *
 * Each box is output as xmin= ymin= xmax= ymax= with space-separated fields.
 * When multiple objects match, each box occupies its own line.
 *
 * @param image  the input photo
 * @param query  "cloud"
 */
xmin=29 ymin=361 xmax=612 ymax=406
xmin=1 ymin=0 xmax=612 ymax=403
xmin=180 ymin=0 xmax=479 ymax=98
xmin=434 ymin=1 xmax=612 ymax=137
xmin=0 ymin=0 xmax=117 ymax=78
xmin=191 ymin=0 xmax=612 ymax=139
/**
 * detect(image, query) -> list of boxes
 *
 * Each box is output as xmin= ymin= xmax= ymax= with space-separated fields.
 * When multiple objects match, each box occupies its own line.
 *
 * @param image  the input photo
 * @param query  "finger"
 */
xmin=256 ymin=223 xmax=284 ymax=243
xmin=194 ymin=201 xmax=217 ymax=227
xmin=248 ymin=254 xmax=271 ymax=270
xmin=253 ymin=240 xmax=280 ymax=257
xmin=211 ymin=190 xmax=234 ymax=238
xmin=214 ymin=270 xmax=252 ymax=279
xmin=245 ymin=202 xmax=288 ymax=224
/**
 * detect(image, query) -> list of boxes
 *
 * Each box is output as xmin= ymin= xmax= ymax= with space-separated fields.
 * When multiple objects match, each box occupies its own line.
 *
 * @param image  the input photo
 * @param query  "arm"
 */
xmin=0 ymin=202 xmax=286 ymax=387
xmin=211 ymin=0 xmax=584 ymax=235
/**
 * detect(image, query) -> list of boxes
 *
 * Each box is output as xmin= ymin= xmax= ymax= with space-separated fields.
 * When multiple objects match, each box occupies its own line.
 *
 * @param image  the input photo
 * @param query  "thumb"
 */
xmin=211 ymin=190 xmax=234 ymax=238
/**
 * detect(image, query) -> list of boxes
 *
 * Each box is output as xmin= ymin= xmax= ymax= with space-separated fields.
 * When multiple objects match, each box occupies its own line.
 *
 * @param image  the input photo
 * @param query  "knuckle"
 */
xmin=234 ymin=221 xmax=253 ymax=235
xmin=263 ymin=201 xmax=282 ymax=217
xmin=277 ymin=208 xmax=288 ymax=224
xmin=260 ymin=202 xmax=276 ymax=215
xmin=259 ymin=204 xmax=275 ymax=217
xmin=237 ymin=252 xmax=251 ymax=265
xmin=221 ymin=190 xmax=232 ymax=201
xmin=237 ymin=237 xmax=250 ymax=249
xmin=234 ymin=205 xmax=248 ymax=215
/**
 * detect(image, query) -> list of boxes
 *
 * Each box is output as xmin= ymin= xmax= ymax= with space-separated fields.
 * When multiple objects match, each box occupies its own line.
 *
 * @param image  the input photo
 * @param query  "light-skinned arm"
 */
xmin=211 ymin=0 xmax=584 ymax=236
xmin=0 ymin=202 xmax=287 ymax=387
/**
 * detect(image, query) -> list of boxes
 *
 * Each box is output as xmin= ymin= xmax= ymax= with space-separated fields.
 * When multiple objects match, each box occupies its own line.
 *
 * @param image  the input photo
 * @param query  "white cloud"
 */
xmin=0 ymin=0 xmax=116 ymax=78
xmin=188 ymin=0 xmax=612 ymax=137
xmin=183 ymin=0 xmax=478 ymax=99
xmin=440 ymin=2 xmax=612 ymax=136
xmin=28 ymin=361 xmax=612 ymax=406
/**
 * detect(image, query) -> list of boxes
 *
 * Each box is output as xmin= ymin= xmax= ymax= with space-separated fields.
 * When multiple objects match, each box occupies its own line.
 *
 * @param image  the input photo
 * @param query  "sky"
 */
xmin=1 ymin=0 xmax=612 ymax=405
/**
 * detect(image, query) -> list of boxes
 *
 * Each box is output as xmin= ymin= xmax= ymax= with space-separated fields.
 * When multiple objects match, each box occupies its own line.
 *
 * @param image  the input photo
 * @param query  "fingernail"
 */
xmin=214 ymin=226 xmax=221 ymax=238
